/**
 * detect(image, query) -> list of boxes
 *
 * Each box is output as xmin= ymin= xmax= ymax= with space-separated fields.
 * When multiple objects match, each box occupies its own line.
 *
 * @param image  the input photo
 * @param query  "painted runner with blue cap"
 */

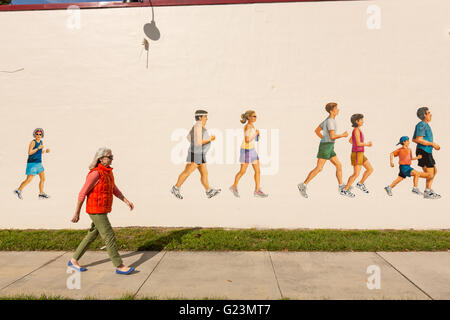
xmin=384 ymin=136 xmax=430 ymax=197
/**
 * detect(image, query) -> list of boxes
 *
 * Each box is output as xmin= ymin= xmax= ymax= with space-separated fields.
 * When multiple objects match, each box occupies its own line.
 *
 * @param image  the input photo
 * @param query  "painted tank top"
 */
xmin=352 ymin=128 xmax=364 ymax=153
xmin=188 ymin=124 xmax=211 ymax=155
xmin=241 ymin=126 xmax=257 ymax=150
xmin=27 ymin=140 xmax=42 ymax=163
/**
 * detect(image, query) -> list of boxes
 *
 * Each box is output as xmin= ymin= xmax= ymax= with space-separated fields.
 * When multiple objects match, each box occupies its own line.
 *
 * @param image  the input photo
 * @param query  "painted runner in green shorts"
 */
xmin=297 ymin=102 xmax=349 ymax=198
xmin=317 ymin=142 xmax=336 ymax=160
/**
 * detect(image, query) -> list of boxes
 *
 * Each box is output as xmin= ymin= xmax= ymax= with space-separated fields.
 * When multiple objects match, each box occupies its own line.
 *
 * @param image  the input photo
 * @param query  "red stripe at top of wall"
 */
xmin=0 ymin=0 xmax=358 ymax=12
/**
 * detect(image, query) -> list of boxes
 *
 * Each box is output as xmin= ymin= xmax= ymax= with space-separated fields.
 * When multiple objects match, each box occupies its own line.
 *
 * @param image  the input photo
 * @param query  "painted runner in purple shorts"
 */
xmin=240 ymin=148 xmax=259 ymax=163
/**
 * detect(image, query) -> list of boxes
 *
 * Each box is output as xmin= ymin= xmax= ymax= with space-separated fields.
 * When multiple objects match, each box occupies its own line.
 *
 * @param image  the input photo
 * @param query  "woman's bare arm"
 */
xmin=244 ymin=125 xmax=257 ymax=143
xmin=28 ymin=141 xmax=39 ymax=155
xmin=354 ymin=128 xmax=365 ymax=147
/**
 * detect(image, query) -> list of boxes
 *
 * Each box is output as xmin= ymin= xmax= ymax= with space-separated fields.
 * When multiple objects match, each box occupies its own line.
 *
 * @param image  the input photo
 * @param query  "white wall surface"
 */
xmin=0 ymin=0 xmax=449 ymax=229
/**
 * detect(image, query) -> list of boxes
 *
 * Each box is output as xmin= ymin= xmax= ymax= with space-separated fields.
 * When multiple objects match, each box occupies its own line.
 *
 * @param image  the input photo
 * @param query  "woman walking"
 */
xmin=341 ymin=114 xmax=374 ymax=197
xmin=70 ymin=148 xmax=135 ymax=275
xmin=14 ymin=128 xmax=50 ymax=200
xmin=230 ymin=110 xmax=268 ymax=198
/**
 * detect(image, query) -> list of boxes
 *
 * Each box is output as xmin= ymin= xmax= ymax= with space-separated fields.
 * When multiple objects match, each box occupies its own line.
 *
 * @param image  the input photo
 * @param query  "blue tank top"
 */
xmin=27 ymin=140 xmax=42 ymax=163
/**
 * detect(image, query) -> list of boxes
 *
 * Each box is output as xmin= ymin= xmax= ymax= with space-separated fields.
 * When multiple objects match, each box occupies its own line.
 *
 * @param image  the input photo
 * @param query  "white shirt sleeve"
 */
xmin=326 ymin=118 xmax=336 ymax=132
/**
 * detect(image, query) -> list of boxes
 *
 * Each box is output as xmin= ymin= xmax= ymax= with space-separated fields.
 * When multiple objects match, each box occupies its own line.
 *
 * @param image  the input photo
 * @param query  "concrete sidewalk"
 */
xmin=0 ymin=251 xmax=449 ymax=300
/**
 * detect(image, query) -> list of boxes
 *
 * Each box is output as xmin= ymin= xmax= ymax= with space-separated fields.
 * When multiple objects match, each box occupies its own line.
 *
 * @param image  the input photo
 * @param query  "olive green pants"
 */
xmin=73 ymin=213 xmax=123 ymax=267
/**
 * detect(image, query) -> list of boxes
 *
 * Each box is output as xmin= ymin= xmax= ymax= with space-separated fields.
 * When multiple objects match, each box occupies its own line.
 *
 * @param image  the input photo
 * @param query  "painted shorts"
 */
xmin=240 ymin=148 xmax=259 ymax=163
xmin=351 ymin=152 xmax=368 ymax=166
xmin=317 ymin=142 xmax=336 ymax=160
xmin=26 ymin=162 xmax=44 ymax=176
xmin=187 ymin=152 xmax=207 ymax=165
xmin=399 ymin=165 xmax=414 ymax=178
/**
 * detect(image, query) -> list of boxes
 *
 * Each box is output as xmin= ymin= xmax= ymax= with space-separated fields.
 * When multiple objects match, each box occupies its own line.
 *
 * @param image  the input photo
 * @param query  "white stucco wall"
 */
xmin=0 ymin=0 xmax=449 ymax=229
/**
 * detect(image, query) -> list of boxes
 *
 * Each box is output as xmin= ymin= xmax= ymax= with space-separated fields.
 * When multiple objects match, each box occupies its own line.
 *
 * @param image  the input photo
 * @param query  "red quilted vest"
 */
xmin=86 ymin=164 xmax=115 ymax=214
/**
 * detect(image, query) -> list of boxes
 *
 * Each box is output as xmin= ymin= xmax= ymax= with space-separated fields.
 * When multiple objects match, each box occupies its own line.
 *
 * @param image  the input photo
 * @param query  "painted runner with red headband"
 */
xmin=14 ymin=128 xmax=50 ymax=200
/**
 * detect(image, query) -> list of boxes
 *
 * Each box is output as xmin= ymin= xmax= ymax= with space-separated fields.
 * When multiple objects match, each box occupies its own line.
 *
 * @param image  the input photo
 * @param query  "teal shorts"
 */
xmin=26 ymin=162 xmax=44 ymax=176
xmin=317 ymin=142 xmax=336 ymax=160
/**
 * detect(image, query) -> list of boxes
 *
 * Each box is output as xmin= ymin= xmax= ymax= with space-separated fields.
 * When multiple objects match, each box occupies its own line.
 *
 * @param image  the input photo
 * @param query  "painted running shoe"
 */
xmin=356 ymin=182 xmax=369 ymax=194
xmin=429 ymin=189 xmax=441 ymax=199
xmin=424 ymin=189 xmax=441 ymax=199
xmin=254 ymin=189 xmax=268 ymax=198
xmin=338 ymin=184 xmax=346 ymax=193
xmin=206 ymin=188 xmax=221 ymax=199
xmin=229 ymin=186 xmax=240 ymax=198
xmin=171 ymin=185 xmax=183 ymax=199
xmin=38 ymin=193 xmax=50 ymax=199
xmin=384 ymin=186 xmax=393 ymax=197
xmin=340 ymin=188 xmax=355 ymax=198
xmin=14 ymin=189 xmax=23 ymax=200
xmin=297 ymin=183 xmax=308 ymax=198
xmin=411 ymin=187 xmax=423 ymax=196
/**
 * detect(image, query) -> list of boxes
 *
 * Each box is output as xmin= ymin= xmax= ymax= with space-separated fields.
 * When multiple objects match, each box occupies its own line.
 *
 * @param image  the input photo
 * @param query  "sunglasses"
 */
xmin=104 ymin=156 xmax=114 ymax=160
xmin=35 ymin=133 xmax=42 ymax=136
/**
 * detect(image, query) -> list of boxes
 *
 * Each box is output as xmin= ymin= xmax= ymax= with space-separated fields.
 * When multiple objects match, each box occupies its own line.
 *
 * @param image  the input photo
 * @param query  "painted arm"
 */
xmin=193 ymin=125 xmax=213 ymax=146
xmin=244 ymin=125 xmax=257 ymax=143
xmin=415 ymin=136 xmax=440 ymax=150
xmin=412 ymin=150 xmax=422 ymax=161
xmin=389 ymin=152 xmax=395 ymax=167
xmin=40 ymin=141 xmax=50 ymax=154
xmin=329 ymin=130 xmax=348 ymax=140
xmin=354 ymin=129 xmax=372 ymax=147
xmin=314 ymin=126 xmax=323 ymax=139
xmin=28 ymin=141 xmax=39 ymax=155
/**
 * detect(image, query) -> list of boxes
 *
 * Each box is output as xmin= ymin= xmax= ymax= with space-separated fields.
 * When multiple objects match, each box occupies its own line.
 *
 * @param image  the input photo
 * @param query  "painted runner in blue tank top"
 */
xmin=27 ymin=140 xmax=43 ymax=163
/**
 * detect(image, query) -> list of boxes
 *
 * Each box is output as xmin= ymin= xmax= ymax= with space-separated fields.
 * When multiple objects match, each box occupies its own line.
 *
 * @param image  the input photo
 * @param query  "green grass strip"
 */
xmin=0 ymin=228 xmax=448 ymax=252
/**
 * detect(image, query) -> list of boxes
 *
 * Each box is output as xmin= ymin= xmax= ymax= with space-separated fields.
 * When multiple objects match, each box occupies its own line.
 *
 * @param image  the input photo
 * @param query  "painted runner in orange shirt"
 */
xmin=384 ymin=136 xmax=430 ymax=197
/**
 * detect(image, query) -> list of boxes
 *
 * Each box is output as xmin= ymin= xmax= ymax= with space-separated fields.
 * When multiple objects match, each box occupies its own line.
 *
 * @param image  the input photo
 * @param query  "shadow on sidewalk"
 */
xmin=83 ymin=228 xmax=199 ymax=269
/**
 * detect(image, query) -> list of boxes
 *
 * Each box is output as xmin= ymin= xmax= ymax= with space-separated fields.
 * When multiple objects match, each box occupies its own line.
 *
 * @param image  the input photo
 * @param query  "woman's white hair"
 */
xmin=33 ymin=128 xmax=44 ymax=138
xmin=89 ymin=147 xmax=112 ymax=170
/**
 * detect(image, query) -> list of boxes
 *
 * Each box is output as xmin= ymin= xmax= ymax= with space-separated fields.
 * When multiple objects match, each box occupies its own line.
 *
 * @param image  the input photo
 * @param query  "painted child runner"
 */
xmin=297 ymin=102 xmax=348 ymax=198
xmin=341 ymin=114 xmax=374 ymax=197
xmin=70 ymin=148 xmax=135 ymax=275
xmin=14 ymin=128 xmax=50 ymax=200
xmin=171 ymin=110 xmax=221 ymax=199
xmin=384 ymin=137 xmax=430 ymax=197
xmin=229 ymin=110 xmax=268 ymax=198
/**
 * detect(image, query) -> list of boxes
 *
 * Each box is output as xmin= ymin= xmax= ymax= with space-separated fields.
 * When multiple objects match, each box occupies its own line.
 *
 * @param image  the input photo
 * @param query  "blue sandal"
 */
xmin=68 ymin=261 xmax=87 ymax=272
xmin=116 ymin=267 xmax=135 ymax=275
